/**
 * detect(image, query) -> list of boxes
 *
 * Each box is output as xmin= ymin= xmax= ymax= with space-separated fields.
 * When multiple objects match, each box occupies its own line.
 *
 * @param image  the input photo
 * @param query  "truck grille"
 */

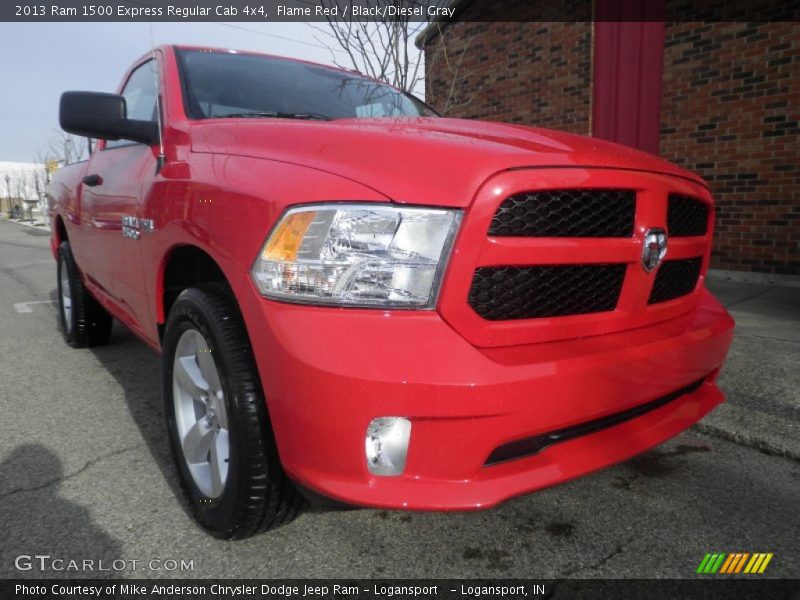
xmin=441 ymin=169 xmax=713 ymax=345
xmin=649 ymin=257 xmax=703 ymax=304
xmin=488 ymin=189 xmax=635 ymax=238
xmin=468 ymin=264 xmax=627 ymax=320
xmin=668 ymin=194 xmax=709 ymax=236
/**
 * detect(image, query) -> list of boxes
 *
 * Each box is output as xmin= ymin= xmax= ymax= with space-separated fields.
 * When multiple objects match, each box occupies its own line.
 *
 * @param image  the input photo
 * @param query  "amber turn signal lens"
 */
xmin=261 ymin=210 xmax=316 ymax=262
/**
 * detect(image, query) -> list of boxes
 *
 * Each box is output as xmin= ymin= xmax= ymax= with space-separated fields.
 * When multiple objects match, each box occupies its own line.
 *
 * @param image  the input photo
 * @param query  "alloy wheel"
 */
xmin=60 ymin=262 xmax=72 ymax=333
xmin=172 ymin=329 xmax=229 ymax=498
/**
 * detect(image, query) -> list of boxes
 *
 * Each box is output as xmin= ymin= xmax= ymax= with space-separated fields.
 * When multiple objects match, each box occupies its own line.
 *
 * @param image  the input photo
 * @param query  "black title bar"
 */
xmin=2 ymin=0 xmax=799 ymax=22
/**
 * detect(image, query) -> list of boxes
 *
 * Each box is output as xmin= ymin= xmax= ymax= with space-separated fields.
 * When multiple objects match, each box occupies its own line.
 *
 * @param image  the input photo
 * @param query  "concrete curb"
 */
xmin=708 ymin=268 xmax=800 ymax=288
xmin=694 ymin=404 xmax=800 ymax=462
xmin=0 ymin=217 xmax=50 ymax=232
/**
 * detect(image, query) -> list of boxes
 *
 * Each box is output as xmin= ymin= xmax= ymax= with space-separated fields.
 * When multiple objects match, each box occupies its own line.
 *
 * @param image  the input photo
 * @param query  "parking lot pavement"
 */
xmin=705 ymin=277 xmax=800 ymax=460
xmin=1 ymin=218 xmax=798 ymax=579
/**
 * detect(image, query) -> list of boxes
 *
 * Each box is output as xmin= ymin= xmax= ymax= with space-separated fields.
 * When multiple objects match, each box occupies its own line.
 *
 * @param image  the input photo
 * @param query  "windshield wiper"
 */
xmin=217 ymin=111 xmax=331 ymax=121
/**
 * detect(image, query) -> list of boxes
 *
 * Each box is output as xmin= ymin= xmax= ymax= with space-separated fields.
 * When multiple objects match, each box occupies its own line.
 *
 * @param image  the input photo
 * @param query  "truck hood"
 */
xmin=190 ymin=117 xmax=706 ymax=207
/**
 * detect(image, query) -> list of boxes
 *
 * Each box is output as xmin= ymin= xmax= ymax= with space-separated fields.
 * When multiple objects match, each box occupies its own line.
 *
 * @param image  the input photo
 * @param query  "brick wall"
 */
xmin=423 ymin=1 xmax=592 ymax=135
xmin=423 ymin=11 xmax=799 ymax=275
xmin=660 ymin=22 xmax=800 ymax=275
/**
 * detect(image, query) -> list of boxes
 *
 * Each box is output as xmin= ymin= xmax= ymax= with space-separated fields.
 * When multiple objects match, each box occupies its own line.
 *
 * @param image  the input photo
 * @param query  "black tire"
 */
xmin=57 ymin=241 xmax=113 ymax=348
xmin=162 ymin=284 xmax=304 ymax=539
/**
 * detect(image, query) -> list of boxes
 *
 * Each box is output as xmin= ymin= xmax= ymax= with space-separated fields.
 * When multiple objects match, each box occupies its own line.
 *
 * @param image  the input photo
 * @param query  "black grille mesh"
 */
xmin=668 ymin=194 xmax=709 ymax=236
xmin=488 ymin=189 xmax=635 ymax=238
xmin=469 ymin=264 xmax=627 ymax=320
xmin=649 ymin=257 xmax=703 ymax=304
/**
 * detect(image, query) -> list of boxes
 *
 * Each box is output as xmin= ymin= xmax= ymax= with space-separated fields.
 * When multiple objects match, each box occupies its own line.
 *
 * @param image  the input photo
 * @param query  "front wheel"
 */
xmin=161 ymin=284 xmax=304 ymax=539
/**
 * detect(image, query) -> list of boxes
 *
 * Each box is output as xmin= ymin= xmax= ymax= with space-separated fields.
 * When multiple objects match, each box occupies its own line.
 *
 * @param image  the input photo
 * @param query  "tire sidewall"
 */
xmin=55 ymin=241 xmax=112 ymax=348
xmin=57 ymin=243 xmax=77 ymax=343
xmin=162 ymin=293 xmax=244 ymax=535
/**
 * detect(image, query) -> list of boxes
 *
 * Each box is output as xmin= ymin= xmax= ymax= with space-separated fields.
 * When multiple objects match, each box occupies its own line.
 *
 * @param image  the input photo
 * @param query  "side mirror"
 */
xmin=59 ymin=91 xmax=159 ymax=146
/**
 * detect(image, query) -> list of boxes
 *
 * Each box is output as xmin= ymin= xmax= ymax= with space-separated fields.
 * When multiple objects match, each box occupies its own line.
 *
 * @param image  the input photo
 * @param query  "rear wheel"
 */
xmin=56 ymin=241 xmax=113 ymax=348
xmin=162 ymin=284 xmax=304 ymax=538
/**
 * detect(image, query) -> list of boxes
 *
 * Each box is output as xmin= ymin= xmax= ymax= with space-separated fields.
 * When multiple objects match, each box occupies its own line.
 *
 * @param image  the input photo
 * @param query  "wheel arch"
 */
xmin=54 ymin=214 xmax=69 ymax=245
xmin=51 ymin=214 xmax=69 ymax=260
xmin=157 ymin=244 xmax=237 ymax=341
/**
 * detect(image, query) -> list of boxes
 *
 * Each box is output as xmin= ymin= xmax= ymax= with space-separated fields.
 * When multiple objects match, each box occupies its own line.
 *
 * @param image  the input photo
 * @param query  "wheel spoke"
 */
xmin=214 ymin=391 xmax=228 ymax=428
xmin=196 ymin=343 xmax=221 ymax=393
xmin=61 ymin=270 xmax=71 ymax=299
xmin=209 ymin=429 xmax=229 ymax=496
xmin=175 ymin=355 xmax=209 ymax=398
xmin=182 ymin=419 xmax=216 ymax=464
xmin=60 ymin=266 xmax=72 ymax=331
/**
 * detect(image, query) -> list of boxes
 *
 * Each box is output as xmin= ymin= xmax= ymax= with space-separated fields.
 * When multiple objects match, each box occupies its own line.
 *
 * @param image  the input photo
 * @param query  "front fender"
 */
xmin=142 ymin=153 xmax=391 ymax=345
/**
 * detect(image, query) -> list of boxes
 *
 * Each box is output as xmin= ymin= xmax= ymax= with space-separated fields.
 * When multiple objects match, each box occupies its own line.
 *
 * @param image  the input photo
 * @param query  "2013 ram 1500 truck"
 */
xmin=49 ymin=45 xmax=734 ymax=539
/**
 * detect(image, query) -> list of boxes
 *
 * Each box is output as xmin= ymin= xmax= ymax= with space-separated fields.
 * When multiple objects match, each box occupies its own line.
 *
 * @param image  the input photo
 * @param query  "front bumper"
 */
xmin=238 ymin=285 xmax=734 ymax=510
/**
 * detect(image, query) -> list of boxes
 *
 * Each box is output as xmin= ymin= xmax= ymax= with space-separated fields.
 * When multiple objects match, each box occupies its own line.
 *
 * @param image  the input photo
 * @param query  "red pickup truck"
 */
xmin=49 ymin=45 xmax=734 ymax=539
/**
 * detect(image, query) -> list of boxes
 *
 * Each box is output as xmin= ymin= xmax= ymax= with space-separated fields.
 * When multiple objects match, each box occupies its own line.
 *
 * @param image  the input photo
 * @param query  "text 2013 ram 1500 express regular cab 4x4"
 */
xmin=49 ymin=45 xmax=734 ymax=539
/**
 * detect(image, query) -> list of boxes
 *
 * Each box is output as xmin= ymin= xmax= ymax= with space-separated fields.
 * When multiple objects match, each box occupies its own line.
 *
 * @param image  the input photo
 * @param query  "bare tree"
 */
xmin=30 ymin=159 xmax=50 ymax=220
xmin=31 ymin=164 xmax=47 ymax=195
xmin=41 ymin=129 xmax=88 ymax=166
xmin=3 ymin=168 xmax=31 ymax=219
xmin=422 ymin=22 xmax=479 ymax=114
xmin=311 ymin=1 xmax=479 ymax=113
xmin=13 ymin=173 xmax=30 ymax=219
xmin=23 ymin=131 xmax=87 ymax=222
xmin=310 ymin=1 xmax=431 ymax=94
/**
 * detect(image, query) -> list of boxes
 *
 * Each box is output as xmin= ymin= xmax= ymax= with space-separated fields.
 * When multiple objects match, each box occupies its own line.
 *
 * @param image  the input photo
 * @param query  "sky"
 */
xmin=0 ymin=21 xmax=416 ymax=163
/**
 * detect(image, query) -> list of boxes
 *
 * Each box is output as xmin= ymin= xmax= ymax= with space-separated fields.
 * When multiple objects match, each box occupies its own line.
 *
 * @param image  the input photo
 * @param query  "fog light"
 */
xmin=365 ymin=417 xmax=411 ymax=476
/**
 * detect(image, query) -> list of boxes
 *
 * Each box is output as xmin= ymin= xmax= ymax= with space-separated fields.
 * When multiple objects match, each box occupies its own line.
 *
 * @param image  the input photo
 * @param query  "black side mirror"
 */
xmin=59 ymin=91 xmax=159 ymax=146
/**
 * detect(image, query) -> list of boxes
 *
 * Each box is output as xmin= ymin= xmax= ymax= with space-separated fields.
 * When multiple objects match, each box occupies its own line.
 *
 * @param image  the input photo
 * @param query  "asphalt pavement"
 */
xmin=0 ymin=218 xmax=798 ymax=579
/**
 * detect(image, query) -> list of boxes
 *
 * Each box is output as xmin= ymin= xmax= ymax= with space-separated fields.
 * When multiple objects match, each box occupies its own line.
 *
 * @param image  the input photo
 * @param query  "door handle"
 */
xmin=82 ymin=174 xmax=103 ymax=187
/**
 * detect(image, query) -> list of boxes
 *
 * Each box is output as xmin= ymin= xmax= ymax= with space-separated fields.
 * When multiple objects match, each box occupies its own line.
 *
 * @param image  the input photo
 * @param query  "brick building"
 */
xmin=419 ymin=1 xmax=799 ymax=276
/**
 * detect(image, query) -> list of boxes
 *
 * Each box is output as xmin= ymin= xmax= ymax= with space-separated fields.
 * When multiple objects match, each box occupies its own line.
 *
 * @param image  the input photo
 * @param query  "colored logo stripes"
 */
xmin=697 ymin=552 xmax=773 ymax=574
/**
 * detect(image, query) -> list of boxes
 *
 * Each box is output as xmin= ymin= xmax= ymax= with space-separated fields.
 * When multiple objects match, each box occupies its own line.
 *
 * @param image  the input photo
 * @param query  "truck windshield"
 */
xmin=176 ymin=49 xmax=437 ymax=121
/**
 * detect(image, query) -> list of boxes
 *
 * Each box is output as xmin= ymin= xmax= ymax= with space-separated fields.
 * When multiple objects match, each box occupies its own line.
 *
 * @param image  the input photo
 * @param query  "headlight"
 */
xmin=251 ymin=203 xmax=462 ymax=308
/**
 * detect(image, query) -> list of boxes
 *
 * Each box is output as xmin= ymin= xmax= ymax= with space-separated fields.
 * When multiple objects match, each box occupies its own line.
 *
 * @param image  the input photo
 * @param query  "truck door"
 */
xmin=80 ymin=59 xmax=159 ymax=332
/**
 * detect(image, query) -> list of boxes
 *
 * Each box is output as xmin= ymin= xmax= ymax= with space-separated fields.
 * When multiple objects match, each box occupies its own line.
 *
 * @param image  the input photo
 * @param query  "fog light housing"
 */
xmin=365 ymin=417 xmax=411 ymax=476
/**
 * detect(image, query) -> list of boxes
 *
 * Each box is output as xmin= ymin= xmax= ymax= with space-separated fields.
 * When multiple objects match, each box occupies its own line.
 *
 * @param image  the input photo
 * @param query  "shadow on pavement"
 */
xmin=87 ymin=326 xmax=190 ymax=516
xmin=0 ymin=444 xmax=123 ymax=578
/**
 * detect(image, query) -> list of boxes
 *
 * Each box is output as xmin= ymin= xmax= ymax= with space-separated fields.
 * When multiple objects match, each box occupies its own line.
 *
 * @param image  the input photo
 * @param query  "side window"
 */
xmin=106 ymin=60 xmax=158 ymax=149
